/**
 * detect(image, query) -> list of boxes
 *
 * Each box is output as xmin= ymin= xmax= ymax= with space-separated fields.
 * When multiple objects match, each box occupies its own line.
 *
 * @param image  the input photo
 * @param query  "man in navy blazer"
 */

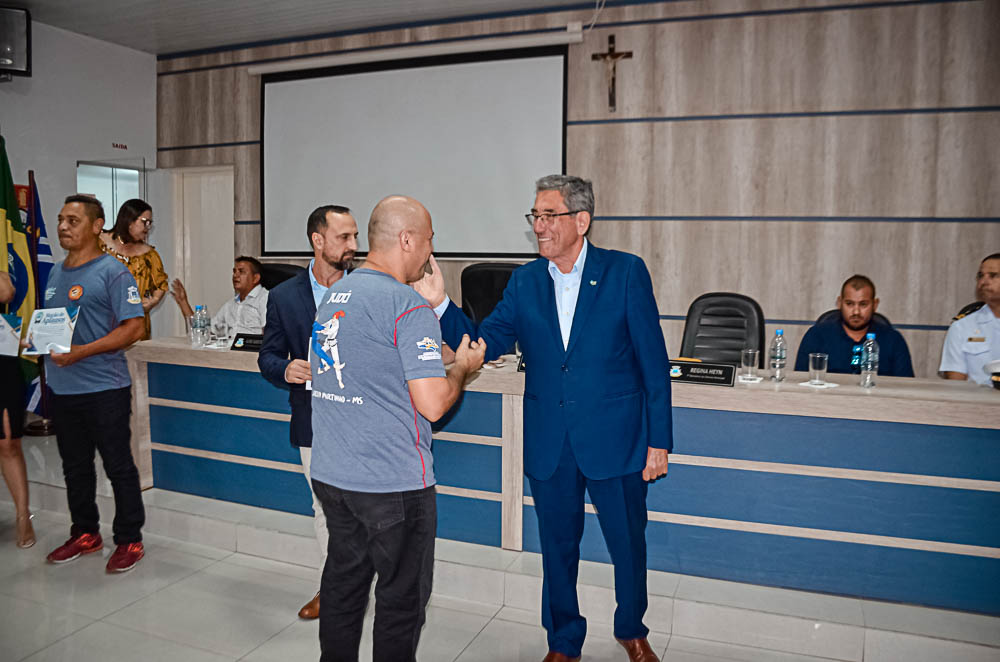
xmin=416 ymin=175 xmax=672 ymax=662
xmin=258 ymin=205 xmax=358 ymax=620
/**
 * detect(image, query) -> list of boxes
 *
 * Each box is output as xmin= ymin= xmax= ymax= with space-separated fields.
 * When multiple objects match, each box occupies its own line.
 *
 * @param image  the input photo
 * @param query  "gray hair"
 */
xmin=535 ymin=175 xmax=594 ymax=216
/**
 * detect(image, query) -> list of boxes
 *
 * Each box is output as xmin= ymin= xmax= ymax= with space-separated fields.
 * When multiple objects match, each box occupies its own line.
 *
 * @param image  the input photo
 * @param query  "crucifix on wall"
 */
xmin=591 ymin=35 xmax=633 ymax=112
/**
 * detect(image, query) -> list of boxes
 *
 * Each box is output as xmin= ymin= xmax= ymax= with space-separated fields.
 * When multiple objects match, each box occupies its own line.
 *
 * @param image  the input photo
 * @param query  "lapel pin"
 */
xmin=590 ymin=280 xmax=597 ymax=286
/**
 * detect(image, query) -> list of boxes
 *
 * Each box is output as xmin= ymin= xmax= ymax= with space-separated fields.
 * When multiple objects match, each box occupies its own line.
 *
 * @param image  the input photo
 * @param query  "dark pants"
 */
xmin=313 ymin=480 xmax=436 ymax=662
xmin=50 ymin=387 xmax=145 ymax=544
xmin=529 ymin=439 xmax=650 ymax=657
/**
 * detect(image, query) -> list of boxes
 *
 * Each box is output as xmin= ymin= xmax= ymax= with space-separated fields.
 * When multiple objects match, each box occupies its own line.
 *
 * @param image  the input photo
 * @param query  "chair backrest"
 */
xmin=259 ymin=262 xmax=305 ymax=291
xmin=816 ymin=309 xmax=892 ymax=327
xmin=680 ymin=293 xmax=766 ymax=367
xmin=461 ymin=263 xmax=519 ymax=323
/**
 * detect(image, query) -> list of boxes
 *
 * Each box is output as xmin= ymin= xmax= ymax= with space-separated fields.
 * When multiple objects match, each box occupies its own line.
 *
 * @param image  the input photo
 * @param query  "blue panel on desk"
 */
xmin=675 ymin=408 xmax=1000 ymax=481
xmin=153 ymin=451 xmax=312 ymax=515
xmin=151 ymin=406 xmax=300 ymax=464
xmin=148 ymin=363 xmax=290 ymax=413
xmin=437 ymin=493 xmax=501 ymax=547
xmin=522 ymin=506 xmax=1000 ymax=615
xmin=645 ymin=465 xmax=1000 ymax=547
xmin=432 ymin=391 xmax=502 ymax=437
xmin=432 ymin=440 xmax=502 ymax=493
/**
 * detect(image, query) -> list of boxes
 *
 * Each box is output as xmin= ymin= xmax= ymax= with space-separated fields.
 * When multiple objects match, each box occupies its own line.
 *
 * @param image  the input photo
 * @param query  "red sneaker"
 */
xmin=106 ymin=542 xmax=145 ymax=573
xmin=47 ymin=532 xmax=104 ymax=564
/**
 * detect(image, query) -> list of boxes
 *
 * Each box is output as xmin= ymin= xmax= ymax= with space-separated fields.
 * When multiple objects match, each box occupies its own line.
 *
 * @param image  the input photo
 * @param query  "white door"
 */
xmin=147 ymin=166 xmax=235 ymax=338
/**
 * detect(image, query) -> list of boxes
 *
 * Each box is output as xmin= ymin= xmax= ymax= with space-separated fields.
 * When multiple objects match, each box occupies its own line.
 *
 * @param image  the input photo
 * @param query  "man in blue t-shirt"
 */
xmin=310 ymin=195 xmax=484 ymax=662
xmin=795 ymin=274 xmax=914 ymax=377
xmin=42 ymin=195 xmax=147 ymax=573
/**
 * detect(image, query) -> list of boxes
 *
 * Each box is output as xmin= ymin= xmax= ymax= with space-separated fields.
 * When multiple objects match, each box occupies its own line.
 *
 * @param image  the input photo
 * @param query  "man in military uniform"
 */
xmin=940 ymin=253 xmax=1000 ymax=385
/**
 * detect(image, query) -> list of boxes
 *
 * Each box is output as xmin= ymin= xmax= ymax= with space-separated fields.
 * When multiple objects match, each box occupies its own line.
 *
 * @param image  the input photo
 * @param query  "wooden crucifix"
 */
xmin=591 ymin=35 xmax=632 ymax=112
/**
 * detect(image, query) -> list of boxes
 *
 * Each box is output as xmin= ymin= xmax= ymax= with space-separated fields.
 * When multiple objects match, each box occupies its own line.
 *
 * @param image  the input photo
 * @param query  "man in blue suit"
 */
xmin=416 ymin=175 xmax=672 ymax=662
xmin=258 ymin=205 xmax=358 ymax=619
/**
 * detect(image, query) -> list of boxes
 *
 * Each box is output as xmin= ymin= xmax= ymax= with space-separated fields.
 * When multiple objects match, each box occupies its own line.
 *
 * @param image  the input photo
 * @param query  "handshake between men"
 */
xmin=283 ymin=333 xmax=472 ymax=384
xmin=259 ymin=178 xmax=671 ymax=662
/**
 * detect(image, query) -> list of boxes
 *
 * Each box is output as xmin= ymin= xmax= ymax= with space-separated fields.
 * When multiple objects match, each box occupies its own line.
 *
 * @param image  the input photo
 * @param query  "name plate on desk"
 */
xmin=230 ymin=333 xmax=263 ymax=352
xmin=669 ymin=360 xmax=736 ymax=387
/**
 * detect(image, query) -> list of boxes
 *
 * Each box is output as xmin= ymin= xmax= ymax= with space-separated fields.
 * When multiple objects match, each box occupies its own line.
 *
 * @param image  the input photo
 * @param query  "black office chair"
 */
xmin=816 ymin=309 xmax=892 ymax=326
xmin=461 ymin=263 xmax=518 ymax=323
xmin=259 ymin=262 xmax=305 ymax=290
xmin=680 ymin=293 xmax=766 ymax=367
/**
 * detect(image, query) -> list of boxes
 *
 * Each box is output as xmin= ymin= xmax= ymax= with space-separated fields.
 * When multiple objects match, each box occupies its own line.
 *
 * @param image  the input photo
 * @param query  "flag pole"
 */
xmin=23 ymin=169 xmax=54 ymax=436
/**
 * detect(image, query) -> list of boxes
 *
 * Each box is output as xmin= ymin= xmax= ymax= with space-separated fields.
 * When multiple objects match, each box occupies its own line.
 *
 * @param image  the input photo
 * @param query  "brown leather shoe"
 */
xmin=616 ymin=637 xmax=660 ymax=662
xmin=542 ymin=652 xmax=580 ymax=662
xmin=298 ymin=592 xmax=320 ymax=619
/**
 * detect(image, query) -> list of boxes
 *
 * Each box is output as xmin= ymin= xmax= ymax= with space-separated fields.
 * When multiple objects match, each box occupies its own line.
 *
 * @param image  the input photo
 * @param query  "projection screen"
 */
xmin=262 ymin=48 xmax=566 ymax=256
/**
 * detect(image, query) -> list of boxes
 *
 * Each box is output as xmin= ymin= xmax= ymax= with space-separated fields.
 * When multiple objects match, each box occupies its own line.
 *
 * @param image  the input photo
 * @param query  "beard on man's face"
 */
xmin=842 ymin=314 xmax=870 ymax=331
xmin=323 ymin=250 xmax=356 ymax=271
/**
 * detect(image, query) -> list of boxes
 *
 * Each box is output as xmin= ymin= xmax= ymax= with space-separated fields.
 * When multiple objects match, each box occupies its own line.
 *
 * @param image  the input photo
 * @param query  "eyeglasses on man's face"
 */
xmin=524 ymin=210 xmax=583 ymax=227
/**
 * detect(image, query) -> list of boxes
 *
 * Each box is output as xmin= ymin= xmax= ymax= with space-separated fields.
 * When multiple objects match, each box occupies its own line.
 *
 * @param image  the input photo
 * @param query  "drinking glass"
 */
xmin=809 ymin=352 xmax=828 ymax=385
xmin=740 ymin=348 xmax=759 ymax=381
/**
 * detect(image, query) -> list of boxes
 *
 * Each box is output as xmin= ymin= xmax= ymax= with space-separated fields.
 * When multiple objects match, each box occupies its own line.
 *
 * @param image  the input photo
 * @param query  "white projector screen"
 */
xmin=262 ymin=49 xmax=566 ymax=256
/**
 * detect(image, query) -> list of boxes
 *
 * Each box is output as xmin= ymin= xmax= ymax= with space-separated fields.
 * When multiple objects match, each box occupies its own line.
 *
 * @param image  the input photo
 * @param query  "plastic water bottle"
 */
xmin=768 ymin=329 xmax=787 ymax=382
xmin=191 ymin=305 xmax=210 ymax=347
xmin=859 ymin=332 xmax=879 ymax=389
xmin=850 ymin=344 xmax=863 ymax=374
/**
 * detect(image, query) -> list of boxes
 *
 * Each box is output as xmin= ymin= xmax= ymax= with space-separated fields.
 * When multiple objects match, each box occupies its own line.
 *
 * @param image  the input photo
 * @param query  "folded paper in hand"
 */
xmin=22 ymin=306 xmax=80 ymax=356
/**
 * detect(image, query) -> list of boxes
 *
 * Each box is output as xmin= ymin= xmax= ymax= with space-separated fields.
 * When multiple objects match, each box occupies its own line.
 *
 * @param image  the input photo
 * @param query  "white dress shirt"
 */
xmin=213 ymin=284 xmax=269 ymax=335
xmin=939 ymin=304 xmax=1000 ymax=386
xmin=547 ymin=239 xmax=588 ymax=350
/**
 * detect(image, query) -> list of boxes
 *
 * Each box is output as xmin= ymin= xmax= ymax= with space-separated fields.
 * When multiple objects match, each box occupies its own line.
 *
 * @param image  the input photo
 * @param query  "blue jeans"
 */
xmin=313 ymin=480 xmax=436 ymax=662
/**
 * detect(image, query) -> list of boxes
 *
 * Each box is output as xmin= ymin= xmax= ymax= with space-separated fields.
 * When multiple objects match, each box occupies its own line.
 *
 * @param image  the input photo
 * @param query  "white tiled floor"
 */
xmin=2 ymin=498 xmax=999 ymax=661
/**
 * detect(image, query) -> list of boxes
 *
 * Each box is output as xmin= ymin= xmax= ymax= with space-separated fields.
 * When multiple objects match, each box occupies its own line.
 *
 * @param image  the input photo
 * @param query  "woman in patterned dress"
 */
xmin=100 ymin=199 xmax=169 ymax=340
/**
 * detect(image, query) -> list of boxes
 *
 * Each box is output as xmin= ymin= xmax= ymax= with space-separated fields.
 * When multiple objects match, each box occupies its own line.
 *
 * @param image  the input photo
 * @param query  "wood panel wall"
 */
xmin=156 ymin=0 xmax=1000 ymax=377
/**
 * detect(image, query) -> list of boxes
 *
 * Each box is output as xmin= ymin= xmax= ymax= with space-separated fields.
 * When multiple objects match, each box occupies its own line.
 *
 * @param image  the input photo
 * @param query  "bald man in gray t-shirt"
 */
xmin=309 ymin=195 xmax=484 ymax=662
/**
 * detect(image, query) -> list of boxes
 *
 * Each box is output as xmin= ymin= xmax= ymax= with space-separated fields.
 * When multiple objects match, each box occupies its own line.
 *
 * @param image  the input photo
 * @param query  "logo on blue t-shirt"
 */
xmin=416 ymin=336 xmax=441 ymax=362
xmin=127 ymin=285 xmax=141 ymax=305
xmin=313 ymin=310 xmax=347 ymax=389
xmin=416 ymin=336 xmax=439 ymax=351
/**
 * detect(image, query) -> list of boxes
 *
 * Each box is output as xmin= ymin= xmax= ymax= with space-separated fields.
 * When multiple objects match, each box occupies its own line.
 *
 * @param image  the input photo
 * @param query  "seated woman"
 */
xmin=0 ymin=271 xmax=33 ymax=548
xmin=100 ymin=199 xmax=168 ymax=340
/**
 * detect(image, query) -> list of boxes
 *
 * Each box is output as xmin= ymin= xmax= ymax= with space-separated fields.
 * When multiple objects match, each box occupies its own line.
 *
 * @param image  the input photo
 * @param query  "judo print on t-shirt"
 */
xmin=312 ymin=310 xmax=346 ymax=389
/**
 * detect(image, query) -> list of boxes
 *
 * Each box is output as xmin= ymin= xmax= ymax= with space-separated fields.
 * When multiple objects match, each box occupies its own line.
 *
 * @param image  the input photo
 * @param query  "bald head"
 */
xmin=368 ymin=196 xmax=431 ymax=252
xmin=365 ymin=195 xmax=436 ymax=283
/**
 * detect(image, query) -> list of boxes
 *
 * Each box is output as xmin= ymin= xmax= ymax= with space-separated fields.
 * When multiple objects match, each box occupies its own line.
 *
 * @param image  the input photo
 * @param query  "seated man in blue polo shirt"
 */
xmin=795 ymin=274 xmax=914 ymax=377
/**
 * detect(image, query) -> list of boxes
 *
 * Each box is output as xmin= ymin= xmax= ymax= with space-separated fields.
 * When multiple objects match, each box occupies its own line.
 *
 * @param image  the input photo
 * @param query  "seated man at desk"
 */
xmin=170 ymin=256 xmax=269 ymax=336
xmin=795 ymin=274 xmax=914 ymax=377
xmin=940 ymin=253 xmax=1000 ymax=385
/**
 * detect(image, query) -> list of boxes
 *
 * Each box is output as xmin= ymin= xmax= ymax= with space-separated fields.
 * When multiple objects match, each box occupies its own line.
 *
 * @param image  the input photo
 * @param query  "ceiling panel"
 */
xmin=22 ymin=0 xmax=596 ymax=56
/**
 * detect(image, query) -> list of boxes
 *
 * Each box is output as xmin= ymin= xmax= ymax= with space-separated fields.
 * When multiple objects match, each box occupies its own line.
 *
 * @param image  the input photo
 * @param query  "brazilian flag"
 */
xmin=0 ymin=135 xmax=35 ymax=324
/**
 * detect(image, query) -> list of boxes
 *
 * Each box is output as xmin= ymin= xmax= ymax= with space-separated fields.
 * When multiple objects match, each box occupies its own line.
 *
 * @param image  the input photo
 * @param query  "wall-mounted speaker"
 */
xmin=0 ymin=7 xmax=30 ymax=77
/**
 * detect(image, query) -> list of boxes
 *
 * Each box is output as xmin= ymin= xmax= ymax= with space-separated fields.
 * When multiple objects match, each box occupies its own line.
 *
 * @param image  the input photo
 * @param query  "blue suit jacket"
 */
xmin=258 ymin=269 xmax=316 ymax=448
xmin=439 ymin=245 xmax=672 ymax=481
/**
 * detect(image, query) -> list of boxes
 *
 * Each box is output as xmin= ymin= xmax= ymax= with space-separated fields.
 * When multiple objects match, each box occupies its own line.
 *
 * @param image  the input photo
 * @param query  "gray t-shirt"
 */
xmin=43 ymin=254 xmax=144 ymax=395
xmin=309 ymin=268 xmax=446 ymax=493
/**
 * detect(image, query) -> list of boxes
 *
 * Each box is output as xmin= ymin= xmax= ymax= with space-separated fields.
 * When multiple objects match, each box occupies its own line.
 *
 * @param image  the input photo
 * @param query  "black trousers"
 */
xmin=50 ymin=387 xmax=145 ymax=544
xmin=313 ymin=480 xmax=436 ymax=662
